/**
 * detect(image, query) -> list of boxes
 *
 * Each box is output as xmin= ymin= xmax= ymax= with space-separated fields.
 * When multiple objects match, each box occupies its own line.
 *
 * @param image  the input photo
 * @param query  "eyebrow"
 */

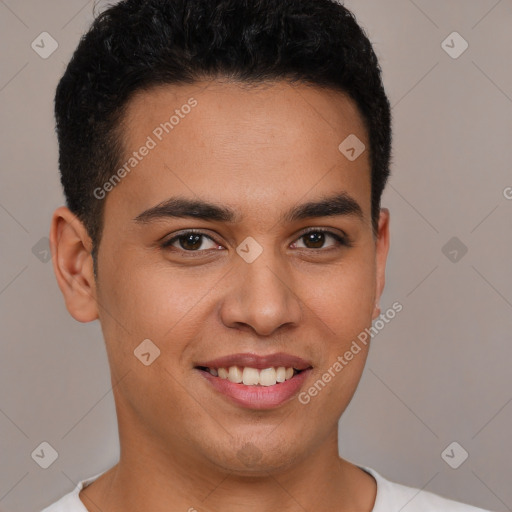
xmin=133 ymin=192 xmax=364 ymax=225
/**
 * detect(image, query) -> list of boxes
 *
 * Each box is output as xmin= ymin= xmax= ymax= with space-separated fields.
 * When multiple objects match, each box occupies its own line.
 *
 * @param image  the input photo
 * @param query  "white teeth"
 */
xmin=228 ymin=366 xmax=243 ymax=383
xmin=259 ymin=368 xmax=277 ymax=386
xmin=276 ymin=366 xmax=286 ymax=383
xmin=207 ymin=365 xmax=300 ymax=386
xmin=242 ymin=367 xmax=260 ymax=386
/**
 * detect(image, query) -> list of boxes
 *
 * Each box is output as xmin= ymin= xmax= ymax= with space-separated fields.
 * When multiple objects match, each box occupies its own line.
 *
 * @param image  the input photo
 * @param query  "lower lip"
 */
xmin=197 ymin=369 xmax=311 ymax=410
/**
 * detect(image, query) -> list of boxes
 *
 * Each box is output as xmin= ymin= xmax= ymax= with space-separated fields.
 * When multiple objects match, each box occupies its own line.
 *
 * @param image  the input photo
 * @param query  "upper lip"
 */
xmin=195 ymin=352 xmax=313 ymax=371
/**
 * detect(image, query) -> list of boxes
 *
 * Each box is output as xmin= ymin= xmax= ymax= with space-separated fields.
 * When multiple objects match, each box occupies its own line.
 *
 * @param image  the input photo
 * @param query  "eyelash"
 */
xmin=160 ymin=228 xmax=352 ymax=255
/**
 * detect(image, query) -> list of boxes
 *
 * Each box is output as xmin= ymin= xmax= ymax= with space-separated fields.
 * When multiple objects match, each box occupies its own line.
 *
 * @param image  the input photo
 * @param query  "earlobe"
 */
xmin=372 ymin=208 xmax=390 ymax=321
xmin=50 ymin=206 xmax=99 ymax=323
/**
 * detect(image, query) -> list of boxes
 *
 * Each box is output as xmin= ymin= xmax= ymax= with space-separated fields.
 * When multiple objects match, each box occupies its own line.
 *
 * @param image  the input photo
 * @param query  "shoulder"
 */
xmin=40 ymin=472 xmax=104 ymax=512
xmin=40 ymin=491 xmax=83 ymax=512
xmin=359 ymin=466 xmax=494 ymax=512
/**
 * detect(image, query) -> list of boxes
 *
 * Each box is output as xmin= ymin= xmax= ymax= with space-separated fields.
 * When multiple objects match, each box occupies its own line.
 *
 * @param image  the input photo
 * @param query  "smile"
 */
xmin=196 ymin=365 xmax=302 ymax=386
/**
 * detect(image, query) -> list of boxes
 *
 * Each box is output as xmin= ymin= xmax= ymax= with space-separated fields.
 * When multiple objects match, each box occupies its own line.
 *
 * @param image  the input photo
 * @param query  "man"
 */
xmin=43 ymin=0 xmax=492 ymax=510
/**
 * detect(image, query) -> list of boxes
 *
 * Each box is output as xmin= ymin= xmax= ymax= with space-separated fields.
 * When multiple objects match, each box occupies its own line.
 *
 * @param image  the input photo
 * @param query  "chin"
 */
xmin=201 ymin=436 xmax=304 ymax=476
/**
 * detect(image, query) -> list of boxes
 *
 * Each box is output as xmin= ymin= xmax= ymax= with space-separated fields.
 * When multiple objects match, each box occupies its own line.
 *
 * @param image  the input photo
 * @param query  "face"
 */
xmin=53 ymin=80 xmax=389 ymax=475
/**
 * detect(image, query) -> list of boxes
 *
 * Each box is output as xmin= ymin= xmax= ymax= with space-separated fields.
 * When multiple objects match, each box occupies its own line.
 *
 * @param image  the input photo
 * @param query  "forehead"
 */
xmin=123 ymin=79 xmax=367 ymax=151
xmin=106 ymin=79 xmax=372 ymax=225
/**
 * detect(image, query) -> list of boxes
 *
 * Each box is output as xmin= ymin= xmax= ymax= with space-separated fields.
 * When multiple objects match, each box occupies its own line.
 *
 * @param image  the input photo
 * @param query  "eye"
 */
xmin=161 ymin=228 xmax=351 ymax=256
xmin=291 ymin=228 xmax=350 ymax=250
xmin=161 ymin=230 xmax=221 ymax=253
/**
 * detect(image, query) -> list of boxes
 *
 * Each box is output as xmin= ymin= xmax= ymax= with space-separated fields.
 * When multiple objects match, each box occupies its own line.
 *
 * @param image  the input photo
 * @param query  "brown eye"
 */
xmin=177 ymin=233 xmax=203 ymax=251
xmin=293 ymin=229 xmax=349 ymax=250
xmin=162 ymin=231 xmax=219 ymax=252
xmin=302 ymin=231 xmax=326 ymax=249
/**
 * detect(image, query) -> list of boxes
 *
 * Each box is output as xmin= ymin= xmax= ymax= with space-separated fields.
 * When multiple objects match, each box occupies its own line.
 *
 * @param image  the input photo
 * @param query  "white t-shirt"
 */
xmin=41 ymin=465 xmax=493 ymax=511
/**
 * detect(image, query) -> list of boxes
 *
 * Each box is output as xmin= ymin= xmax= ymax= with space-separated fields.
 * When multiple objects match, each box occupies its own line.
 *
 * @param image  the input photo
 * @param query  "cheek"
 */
xmin=96 ymin=254 xmax=221 ymax=363
xmin=97 ymin=232 xmax=376 ymax=359
xmin=296 ymin=265 xmax=375 ymax=421
xmin=299 ymin=252 xmax=376 ymax=338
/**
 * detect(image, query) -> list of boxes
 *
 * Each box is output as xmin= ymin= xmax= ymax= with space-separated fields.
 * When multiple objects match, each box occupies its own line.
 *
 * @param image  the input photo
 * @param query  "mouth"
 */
xmin=195 ymin=365 xmax=305 ymax=386
xmin=194 ymin=353 xmax=313 ymax=409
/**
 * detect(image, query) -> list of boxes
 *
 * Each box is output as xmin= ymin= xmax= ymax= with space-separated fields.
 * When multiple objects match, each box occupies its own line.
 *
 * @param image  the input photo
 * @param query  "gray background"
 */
xmin=1 ymin=1 xmax=511 ymax=511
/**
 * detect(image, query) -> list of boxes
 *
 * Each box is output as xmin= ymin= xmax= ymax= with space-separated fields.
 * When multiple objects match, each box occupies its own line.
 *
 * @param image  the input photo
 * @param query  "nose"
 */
xmin=219 ymin=248 xmax=303 ymax=337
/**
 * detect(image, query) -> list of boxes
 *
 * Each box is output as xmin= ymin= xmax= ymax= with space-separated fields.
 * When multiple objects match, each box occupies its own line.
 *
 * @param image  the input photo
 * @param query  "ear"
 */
xmin=372 ymin=208 xmax=390 ymax=320
xmin=50 ymin=206 xmax=99 ymax=323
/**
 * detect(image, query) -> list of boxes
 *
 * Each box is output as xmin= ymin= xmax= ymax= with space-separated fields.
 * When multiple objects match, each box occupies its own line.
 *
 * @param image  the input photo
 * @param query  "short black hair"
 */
xmin=55 ymin=0 xmax=392 ymax=263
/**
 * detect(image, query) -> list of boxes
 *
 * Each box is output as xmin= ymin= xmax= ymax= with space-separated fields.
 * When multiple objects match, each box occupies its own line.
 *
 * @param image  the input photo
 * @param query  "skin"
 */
xmin=50 ymin=79 xmax=390 ymax=512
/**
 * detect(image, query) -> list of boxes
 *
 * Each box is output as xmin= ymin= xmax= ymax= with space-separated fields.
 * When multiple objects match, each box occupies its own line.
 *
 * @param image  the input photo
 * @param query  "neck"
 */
xmin=79 ymin=428 xmax=376 ymax=512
